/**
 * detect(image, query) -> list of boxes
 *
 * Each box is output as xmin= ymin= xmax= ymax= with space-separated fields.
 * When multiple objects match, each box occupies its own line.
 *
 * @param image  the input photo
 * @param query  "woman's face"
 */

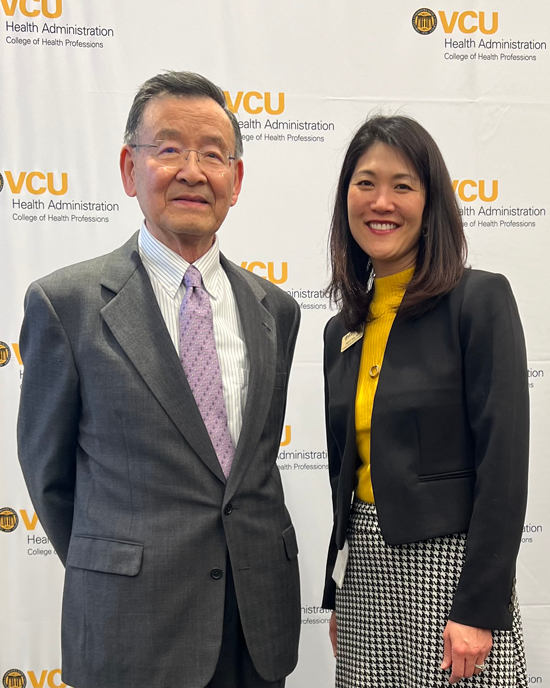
xmin=347 ymin=142 xmax=426 ymax=278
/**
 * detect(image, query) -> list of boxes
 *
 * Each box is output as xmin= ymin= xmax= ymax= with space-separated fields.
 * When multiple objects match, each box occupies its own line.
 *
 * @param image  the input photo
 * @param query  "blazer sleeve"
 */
xmin=321 ymin=318 xmax=343 ymax=610
xmin=17 ymin=281 xmax=80 ymax=565
xmin=449 ymin=272 xmax=529 ymax=629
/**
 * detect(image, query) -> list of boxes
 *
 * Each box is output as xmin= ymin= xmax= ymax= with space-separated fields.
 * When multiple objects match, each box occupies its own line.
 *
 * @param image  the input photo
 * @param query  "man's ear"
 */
xmin=230 ymin=159 xmax=244 ymax=207
xmin=120 ymin=145 xmax=137 ymax=197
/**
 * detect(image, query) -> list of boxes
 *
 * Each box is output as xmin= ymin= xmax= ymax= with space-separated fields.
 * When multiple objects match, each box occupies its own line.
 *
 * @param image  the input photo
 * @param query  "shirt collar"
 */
xmin=138 ymin=222 xmax=222 ymax=299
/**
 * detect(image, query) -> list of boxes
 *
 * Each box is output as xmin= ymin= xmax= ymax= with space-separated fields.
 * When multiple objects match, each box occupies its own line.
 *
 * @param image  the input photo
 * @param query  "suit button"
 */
xmin=224 ymin=503 xmax=233 ymax=515
xmin=508 ymin=603 xmax=514 ymax=613
xmin=513 ymin=577 xmax=517 ymax=586
xmin=211 ymin=568 xmax=223 ymax=580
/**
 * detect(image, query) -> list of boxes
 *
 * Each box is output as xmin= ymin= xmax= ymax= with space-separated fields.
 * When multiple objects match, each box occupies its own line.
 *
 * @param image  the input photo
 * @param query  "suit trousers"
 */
xmin=207 ymin=559 xmax=286 ymax=688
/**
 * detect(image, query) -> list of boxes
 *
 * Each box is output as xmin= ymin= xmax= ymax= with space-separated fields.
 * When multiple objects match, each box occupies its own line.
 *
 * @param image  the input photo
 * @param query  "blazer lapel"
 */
xmin=335 ymin=325 xmax=364 ymax=538
xmin=328 ymin=321 xmax=364 ymax=459
xmin=221 ymin=258 xmax=276 ymax=496
xmin=99 ymin=234 xmax=225 ymax=483
xmin=342 ymin=330 xmax=364 ymax=451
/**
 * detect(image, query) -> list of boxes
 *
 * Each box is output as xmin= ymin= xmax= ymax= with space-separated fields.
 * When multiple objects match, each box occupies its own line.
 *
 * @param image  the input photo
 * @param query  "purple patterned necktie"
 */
xmin=179 ymin=265 xmax=234 ymax=478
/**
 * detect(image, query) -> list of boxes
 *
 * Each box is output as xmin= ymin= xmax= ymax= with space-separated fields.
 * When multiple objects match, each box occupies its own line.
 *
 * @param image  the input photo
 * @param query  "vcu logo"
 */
xmin=3 ymin=670 xmax=26 ymax=688
xmin=0 ymin=508 xmax=19 ymax=532
xmin=0 ymin=0 xmax=62 ymax=18
xmin=240 ymin=262 xmax=288 ymax=285
xmin=0 ymin=508 xmax=39 ymax=532
xmin=453 ymin=179 xmax=498 ymax=202
xmin=1 ymin=171 xmax=68 ymax=196
xmin=2 ymin=670 xmax=65 ymax=688
xmin=412 ymin=9 xmax=437 ymax=35
xmin=0 ymin=342 xmax=22 ymax=366
xmin=224 ymin=92 xmax=285 ymax=115
xmin=413 ymin=9 xmax=498 ymax=35
xmin=0 ymin=342 xmax=11 ymax=367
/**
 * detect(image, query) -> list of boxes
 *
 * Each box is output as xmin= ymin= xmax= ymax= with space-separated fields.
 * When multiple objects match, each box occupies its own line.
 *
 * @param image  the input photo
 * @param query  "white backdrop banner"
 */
xmin=1 ymin=1 xmax=548 ymax=686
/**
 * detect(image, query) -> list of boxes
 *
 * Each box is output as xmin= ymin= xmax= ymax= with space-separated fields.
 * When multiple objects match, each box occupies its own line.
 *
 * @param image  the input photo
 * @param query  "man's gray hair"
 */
xmin=124 ymin=70 xmax=243 ymax=159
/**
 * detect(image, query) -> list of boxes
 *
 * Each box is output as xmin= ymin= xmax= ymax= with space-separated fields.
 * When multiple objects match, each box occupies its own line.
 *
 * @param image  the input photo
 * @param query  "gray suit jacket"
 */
xmin=17 ymin=233 xmax=301 ymax=688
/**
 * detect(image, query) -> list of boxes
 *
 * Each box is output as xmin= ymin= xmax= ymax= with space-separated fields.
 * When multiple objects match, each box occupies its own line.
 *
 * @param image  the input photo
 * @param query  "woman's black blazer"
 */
xmin=322 ymin=269 xmax=529 ymax=631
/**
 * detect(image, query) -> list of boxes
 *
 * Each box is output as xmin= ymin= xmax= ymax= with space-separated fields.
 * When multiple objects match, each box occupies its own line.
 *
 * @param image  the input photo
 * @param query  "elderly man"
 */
xmin=17 ymin=71 xmax=300 ymax=688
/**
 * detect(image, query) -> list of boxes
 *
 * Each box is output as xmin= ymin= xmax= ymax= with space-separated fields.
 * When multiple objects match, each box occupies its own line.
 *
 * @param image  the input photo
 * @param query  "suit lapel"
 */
xmin=221 ymin=258 xmax=276 ymax=497
xmin=99 ymin=234 xmax=225 ymax=483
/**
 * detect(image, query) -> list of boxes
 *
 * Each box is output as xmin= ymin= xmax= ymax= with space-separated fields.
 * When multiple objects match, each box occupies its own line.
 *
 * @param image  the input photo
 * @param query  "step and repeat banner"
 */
xmin=1 ymin=1 xmax=549 ymax=686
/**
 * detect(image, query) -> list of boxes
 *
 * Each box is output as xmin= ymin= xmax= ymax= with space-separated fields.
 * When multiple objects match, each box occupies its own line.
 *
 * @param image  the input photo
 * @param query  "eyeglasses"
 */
xmin=129 ymin=140 xmax=236 ymax=171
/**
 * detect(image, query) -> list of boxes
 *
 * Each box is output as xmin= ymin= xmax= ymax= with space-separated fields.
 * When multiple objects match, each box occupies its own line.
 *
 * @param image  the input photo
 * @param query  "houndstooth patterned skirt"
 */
xmin=335 ymin=499 xmax=527 ymax=688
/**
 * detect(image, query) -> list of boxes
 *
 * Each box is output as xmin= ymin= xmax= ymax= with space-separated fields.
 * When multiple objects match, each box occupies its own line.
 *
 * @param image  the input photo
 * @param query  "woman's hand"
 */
xmin=329 ymin=610 xmax=337 ymax=657
xmin=441 ymin=620 xmax=492 ymax=684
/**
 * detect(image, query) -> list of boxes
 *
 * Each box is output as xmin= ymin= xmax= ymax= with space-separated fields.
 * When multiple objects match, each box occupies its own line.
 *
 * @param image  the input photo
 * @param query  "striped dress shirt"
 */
xmin=138 ymin=223 xmax=249 ymax=450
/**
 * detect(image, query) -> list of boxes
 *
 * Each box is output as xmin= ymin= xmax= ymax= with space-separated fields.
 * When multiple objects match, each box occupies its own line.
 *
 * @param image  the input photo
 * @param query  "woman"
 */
xmin=322 ymin=115 xmax=528 ymax=687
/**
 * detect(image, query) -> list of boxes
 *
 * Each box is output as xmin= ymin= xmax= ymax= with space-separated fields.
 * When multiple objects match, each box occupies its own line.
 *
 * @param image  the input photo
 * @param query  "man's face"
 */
xmin=120 ymin=96 xmax=244 ymax=257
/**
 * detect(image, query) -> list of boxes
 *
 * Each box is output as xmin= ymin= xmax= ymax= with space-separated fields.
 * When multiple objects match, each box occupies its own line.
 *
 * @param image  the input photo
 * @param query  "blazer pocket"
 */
xmin=66 ymin=534 xmax=144 ymax=576
xmin=418 ymin=468 xmax=476 ymax=483
xmin=282 ymin=524 xmax=299 ymax=560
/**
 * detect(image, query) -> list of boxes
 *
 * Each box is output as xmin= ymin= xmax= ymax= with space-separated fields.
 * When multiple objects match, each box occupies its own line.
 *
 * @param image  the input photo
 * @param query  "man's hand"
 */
xmin=329 ymin=610 xmax=337 ymax=657
xmin=441 ymin=620 xmax=492 ymax=684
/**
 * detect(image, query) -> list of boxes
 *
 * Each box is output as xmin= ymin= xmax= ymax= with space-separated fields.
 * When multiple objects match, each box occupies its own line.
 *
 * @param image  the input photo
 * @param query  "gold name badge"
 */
xmin=341 ymin=328 xmax=364 ymax=352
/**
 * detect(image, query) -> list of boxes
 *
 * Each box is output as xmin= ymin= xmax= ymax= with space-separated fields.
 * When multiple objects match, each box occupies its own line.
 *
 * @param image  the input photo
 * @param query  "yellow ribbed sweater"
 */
xmin=355 ymin=267 xmax=414 ymax=503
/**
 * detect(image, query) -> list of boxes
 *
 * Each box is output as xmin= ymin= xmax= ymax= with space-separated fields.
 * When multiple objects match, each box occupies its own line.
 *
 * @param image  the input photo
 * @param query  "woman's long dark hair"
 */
xmin=327 ymin=115 xmax=467 ymax=331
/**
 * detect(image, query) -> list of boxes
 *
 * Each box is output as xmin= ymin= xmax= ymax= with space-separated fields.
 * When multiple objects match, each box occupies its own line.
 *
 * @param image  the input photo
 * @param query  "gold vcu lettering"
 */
xmin=0 ymin=0 xmax=62 ymax=18
xmin=11 ymin=342 xmax=23 ymax=365
xmin=280 ymin=425 xmax=291 ymax=447
xmin=224 ymin=91 xmax=285 ymax=115
xmin=453 ymin=179 xmax=498 ymax=202
xmin=3 ymin=171 xmax=68 ymax=195
xmin=240 ymin=262 xmax=288 ymax=284
xmin=20 ymin=509 xmax=39 ymax=530
xmin=438 ymin=11 xmax=498 ymax=34
xmin=27 ymin=670 xmax=65 ymax=688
